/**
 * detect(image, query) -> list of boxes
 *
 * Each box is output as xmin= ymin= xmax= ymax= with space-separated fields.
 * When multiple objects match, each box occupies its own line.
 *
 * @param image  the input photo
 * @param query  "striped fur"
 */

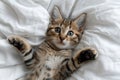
xmin=8 ymin=6 xmax=97 ymax=80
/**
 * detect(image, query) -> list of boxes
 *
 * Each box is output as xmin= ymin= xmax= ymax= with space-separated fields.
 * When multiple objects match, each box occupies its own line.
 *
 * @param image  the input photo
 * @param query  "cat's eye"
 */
xmin=55 ymin=27 xmax=61 ymax=33
xmin=67 ymin=31 xmax=74 ymax=36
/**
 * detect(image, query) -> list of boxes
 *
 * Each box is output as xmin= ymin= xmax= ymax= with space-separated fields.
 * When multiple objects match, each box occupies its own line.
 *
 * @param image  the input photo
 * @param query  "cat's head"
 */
xmin=46 ymin=6 xmax=87 ymax=50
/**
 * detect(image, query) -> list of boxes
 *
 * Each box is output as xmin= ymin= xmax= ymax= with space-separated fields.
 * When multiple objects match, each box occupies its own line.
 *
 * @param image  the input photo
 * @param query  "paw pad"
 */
xmin=78 ymin=48 xmax=97 ymax=63
xmin=8 ymin=37 xmax=24 ymax=51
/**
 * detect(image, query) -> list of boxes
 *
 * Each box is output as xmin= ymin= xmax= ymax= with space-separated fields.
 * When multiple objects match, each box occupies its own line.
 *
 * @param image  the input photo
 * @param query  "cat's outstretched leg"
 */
xmin=74 ymin=48 xmax=97 ymax=64
xmin=8 ymin=35 xmax=31 ymax=54
xmin=8 ymin=35 xmax=36 ymax=69
xmin=52 ymin=48 xmax=97 ymax=80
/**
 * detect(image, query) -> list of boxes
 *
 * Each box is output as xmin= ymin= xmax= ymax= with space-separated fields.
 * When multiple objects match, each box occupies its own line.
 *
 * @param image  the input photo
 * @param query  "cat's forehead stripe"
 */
xmin=60 ymin=19 xmax=71 ymax=28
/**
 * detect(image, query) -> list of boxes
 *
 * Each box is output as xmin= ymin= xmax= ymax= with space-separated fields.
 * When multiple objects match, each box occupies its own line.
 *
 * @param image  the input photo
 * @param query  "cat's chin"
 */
xmin=53 ymin=42 xmax=74 ymax=50
xmin=56 ymin=45 xmax=75 ymax=50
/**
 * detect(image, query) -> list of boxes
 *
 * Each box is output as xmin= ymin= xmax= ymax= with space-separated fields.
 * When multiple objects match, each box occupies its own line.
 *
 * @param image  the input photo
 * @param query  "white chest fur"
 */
xmin=45 ymin=55 xmax=65 ymax=69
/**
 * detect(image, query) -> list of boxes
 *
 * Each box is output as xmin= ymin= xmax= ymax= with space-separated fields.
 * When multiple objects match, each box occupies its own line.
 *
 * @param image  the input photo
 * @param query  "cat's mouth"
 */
xmin=58 ymin=41 xmax=64 ymax=45
xmin=58 ymin=40 xmax=65 ymax=45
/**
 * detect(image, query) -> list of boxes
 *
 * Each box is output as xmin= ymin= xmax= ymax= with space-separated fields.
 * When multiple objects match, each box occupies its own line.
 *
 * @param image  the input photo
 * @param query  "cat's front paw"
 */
xmin=8 ymin=35 xmax=31 ymax=53
xmin=78 ymin=48 xmax=97 ymax=63
xmin=8 ymin=36 xmax=24 ymax=50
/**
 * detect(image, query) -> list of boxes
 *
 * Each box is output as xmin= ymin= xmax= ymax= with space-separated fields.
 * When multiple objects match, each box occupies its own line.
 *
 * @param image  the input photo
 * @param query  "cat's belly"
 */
xmin=45 ymin=55 xmax=65 ymax=69
xmin=38 ymin=55 xmax=65 ymax=80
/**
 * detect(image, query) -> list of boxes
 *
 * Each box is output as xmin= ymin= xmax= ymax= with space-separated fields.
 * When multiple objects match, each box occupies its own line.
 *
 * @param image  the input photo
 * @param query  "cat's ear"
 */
xmin=73 ymin=13 xmax=87 ymax=32
xmin=51 ymin=6 xmax=63 ymax=22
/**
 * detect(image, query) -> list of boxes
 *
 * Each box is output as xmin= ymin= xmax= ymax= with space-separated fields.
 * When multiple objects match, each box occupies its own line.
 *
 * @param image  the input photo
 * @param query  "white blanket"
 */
xmin=0 ymin=0 xmax=120 ymax=80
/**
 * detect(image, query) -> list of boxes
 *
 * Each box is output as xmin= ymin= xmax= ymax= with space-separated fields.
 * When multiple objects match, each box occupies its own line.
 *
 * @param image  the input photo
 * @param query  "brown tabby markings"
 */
xmin=47 ymin=18 xmax=83 ymax=50
xmin=8 ymin=6 xmax=97 ymax=80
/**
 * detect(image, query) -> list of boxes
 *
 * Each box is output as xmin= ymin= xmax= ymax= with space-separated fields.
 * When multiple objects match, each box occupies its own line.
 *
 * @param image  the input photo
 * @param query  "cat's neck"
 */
xmin=45 ymin=40 xmax=62 ymax=51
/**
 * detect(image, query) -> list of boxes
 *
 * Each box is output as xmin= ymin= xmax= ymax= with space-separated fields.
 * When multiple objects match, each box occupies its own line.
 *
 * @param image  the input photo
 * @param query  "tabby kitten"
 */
xmin=8 ymin=6 xmax=97 ymax=80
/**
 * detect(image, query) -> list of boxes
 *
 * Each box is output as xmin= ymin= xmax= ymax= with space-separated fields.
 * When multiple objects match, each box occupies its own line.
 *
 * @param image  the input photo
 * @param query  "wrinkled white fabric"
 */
xmin=0 ymin=0 xmax=50 ymax=80
xmin=70 ymin=1 xmax=120 ymax=80
xmin=0 ymin=0 xmax=120 ymax=80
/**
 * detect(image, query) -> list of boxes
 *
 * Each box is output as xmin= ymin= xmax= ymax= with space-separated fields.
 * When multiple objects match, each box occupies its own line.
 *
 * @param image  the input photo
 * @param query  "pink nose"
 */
xmin=60 ymin=36 xmax=65 ymax=41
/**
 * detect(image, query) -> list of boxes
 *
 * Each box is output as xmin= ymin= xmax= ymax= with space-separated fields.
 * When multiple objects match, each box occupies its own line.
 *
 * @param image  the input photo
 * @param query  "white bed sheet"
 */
xmin=0 ymin=0 xmax=120 ymax=80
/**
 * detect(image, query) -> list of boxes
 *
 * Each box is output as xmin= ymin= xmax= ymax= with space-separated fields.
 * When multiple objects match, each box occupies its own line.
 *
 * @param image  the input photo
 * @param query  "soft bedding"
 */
xmin=0 ymin=0 xmax=120 ymax=80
